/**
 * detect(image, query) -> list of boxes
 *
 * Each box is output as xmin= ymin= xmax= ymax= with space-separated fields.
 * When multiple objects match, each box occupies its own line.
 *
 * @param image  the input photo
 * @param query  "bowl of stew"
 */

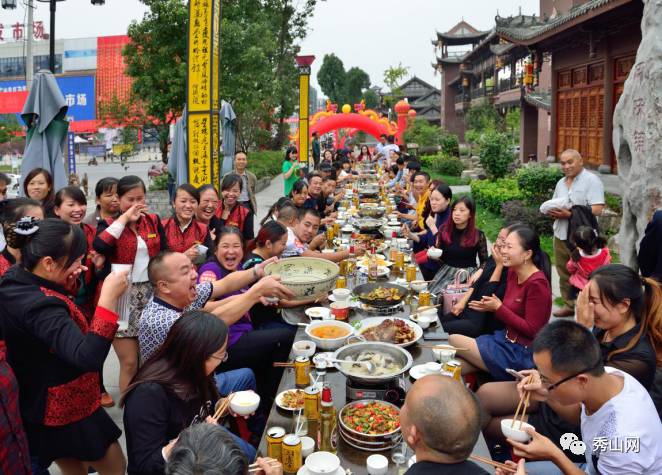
xmin=305 ymin=320 xmax=355 ymax=351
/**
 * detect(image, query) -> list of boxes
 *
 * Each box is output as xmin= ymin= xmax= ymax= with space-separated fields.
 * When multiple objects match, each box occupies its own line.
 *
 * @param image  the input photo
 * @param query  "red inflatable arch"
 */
xmin=309 ymin=113 xmax=391 ymax=141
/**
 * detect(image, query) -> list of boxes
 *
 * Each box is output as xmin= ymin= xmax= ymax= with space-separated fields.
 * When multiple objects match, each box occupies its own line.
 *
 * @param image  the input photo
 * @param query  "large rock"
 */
xmin=612 ymin=0 xmax=662 ymax=270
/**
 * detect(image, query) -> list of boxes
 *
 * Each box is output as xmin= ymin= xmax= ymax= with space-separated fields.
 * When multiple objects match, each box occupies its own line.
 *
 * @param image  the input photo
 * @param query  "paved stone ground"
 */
xmin=47 ymin=174 xmax=562 ymax=473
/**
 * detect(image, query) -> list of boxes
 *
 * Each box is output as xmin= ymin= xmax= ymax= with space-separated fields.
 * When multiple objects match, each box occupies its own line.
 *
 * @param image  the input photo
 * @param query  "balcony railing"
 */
xmin=498 ymin=77 xmax=518 ymax=92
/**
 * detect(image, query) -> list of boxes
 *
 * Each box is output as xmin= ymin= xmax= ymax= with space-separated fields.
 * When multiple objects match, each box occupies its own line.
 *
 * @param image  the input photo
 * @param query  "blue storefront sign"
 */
xmin=0 ymin=75 xmax=96 ymax=122
xmin=67 ymin=132 xmax=76 ymax=174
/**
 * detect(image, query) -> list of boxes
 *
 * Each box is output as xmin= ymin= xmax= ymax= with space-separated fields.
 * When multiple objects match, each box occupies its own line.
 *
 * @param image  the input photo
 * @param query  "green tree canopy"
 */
xmin=343 ymin=67 xmax=370 ymax=105
xmin=317 ymin=54 xmax=346 ymax=104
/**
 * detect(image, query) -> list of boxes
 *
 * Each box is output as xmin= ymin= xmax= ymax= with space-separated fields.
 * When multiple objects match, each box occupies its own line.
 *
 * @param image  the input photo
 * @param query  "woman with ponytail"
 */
xmin=450 ymin=225 xmax=552 ymax=380
xmin=0 ymin=199 xmax=43 ymax=275
xmin=0 ymin=219 xmax=129 ymax=474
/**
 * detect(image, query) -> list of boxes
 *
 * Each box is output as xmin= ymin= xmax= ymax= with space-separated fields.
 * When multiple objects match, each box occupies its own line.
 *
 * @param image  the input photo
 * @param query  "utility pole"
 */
xmin=26 ymin=0 xmax=34 ymax=91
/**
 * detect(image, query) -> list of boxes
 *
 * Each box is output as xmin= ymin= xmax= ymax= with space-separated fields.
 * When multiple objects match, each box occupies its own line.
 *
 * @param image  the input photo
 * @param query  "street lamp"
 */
xmin=1 ymin=0 xmax=18 ymax=9
xmin=35 ymin=0 xmax=105 ymax=73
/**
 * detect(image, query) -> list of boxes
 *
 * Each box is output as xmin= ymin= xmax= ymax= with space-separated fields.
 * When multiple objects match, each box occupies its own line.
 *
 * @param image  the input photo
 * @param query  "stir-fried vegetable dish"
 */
xmin=342 ymin=401 xmax=400 ymax=435
xmin=359 ymin=287 xmax=403 ymax=302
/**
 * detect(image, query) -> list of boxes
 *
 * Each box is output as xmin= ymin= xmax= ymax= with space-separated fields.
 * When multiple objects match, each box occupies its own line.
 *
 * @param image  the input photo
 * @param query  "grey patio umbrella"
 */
xmin=168 ymin=105 xmax=188 ymax=187
xmin=20 ymin=70 xmax=69 ymax=194
xmin=220 ymin=100 xmax=237 ymax=176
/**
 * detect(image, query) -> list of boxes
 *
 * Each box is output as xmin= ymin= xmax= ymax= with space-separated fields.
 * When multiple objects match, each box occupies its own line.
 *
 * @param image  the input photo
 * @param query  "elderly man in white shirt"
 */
xmin=543 ymin=149 xmax=604 ymax=317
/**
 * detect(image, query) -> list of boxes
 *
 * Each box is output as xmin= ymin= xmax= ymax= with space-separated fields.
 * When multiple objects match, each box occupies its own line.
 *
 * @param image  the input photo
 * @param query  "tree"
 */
xmin=382 ymin=63 xmax=409 ymax=110
xmin=343 ymin=67 xmax=371 ymax=105
xmin=505 ymin=107 xmax=520 ymax=143
xmin=403 ymin=118 xmax=443 ymax=148
xmin=465 ymin=99 xmax=503 ymax=132
xmin=361 ymin=89 xmax=379 ymax=109
xmin=317 ymin=54 xmax=346 ymax=104
xmin=0 ymin=114 xmax=22 ymax=144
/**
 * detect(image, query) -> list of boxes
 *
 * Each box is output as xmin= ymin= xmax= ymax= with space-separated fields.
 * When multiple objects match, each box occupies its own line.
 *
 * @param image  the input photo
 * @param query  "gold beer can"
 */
xmin=325 ymin=226 xmax=335 ymax=242
xmin=339 ymin=259 xmax=349 ymax=276
xmin=266 ymin=426 xmax=286 ymax=461
xmin=418 ymin=290 xmax=431 ymax=307
xmin=405 ymin=264 xmax=417 ymax=282
xmin=303 ymin=385 xmax=320 ymax=421
xmin=281 ymin=434 xmax=302 ymax=473
xmin=294 ymin=356 xmax=310 ymax=388
xmin=336 ymin=276 xmax=347 ymax=289
xmin=395 ymin=252 xmax=405 ymax=271
xmin=444 ymin=360 xmax=462 ymax=382
xmin=333 ymin=222 xmax=340 ymax=236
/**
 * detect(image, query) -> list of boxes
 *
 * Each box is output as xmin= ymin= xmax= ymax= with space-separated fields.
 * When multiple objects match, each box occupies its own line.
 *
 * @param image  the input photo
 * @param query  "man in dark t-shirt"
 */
xmin=400 ymin=375 xmax=489 ymax=475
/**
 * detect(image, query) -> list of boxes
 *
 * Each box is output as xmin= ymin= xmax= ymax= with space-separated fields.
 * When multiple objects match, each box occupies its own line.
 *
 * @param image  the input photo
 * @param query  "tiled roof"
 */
xmin=496 ymin=0 xmax=620 ymax=41
xmin=524 ymin=90 xmax=551 ymax=110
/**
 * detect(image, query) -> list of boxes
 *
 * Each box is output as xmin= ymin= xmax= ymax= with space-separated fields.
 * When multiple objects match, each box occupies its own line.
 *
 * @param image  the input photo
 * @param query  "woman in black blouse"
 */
xmin=123 ymin=309 xmax=256 ymax=475
xmin=429 ymin=196 xmax=488 ymax=296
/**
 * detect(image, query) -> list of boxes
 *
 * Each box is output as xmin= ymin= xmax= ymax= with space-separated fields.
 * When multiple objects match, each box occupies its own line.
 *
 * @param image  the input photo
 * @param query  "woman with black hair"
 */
xmin=0 ymin=198 xmax=43 ymax=275
xmin=450 ymin=225 xmax=552 ymax=380
xmin=162 ymin=184 xmax=213 ymax=263
xmin=214 ymin=174 xmax=254 ymax=241
xmin=123 ymin=310 xmax=257 ymax=475
xmin=195 ymin=184 xmax=220 ymax=232
xmin=260 ymin=197 xmax=294 ymax=227
xmin=23 ymin=168 xmax=55 ymax=217
xmin=0 ymin=218 xmax=129 ymax=474
xmin=83 ymin=177 xmax=120 ymax=227
xmin=288 ymin=180 xmax=309 ymax=209
xmin=94 ymin=175 xmax=168 ymax=393
xmin=282 ymin=147 xmax=301 ymax=196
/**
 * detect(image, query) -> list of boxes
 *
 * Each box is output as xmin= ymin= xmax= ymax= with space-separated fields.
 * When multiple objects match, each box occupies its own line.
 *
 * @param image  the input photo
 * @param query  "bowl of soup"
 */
xmin=305 ymin=320 xmax=355 ymax=351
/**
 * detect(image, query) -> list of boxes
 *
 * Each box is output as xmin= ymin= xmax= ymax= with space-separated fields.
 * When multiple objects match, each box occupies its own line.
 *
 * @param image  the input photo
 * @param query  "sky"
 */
xmin=1 ymin=0 xmax=538 ymax=93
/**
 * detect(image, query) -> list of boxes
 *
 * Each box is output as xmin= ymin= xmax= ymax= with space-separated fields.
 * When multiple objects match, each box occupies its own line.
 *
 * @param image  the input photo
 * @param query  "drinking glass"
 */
xmin=390 ymin=440 xmax=410 ymax=474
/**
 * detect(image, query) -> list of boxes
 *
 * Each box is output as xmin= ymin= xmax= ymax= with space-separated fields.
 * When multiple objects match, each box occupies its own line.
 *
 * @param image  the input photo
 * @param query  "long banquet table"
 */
xmin=256 ymin=266 xmax=493 ymax=474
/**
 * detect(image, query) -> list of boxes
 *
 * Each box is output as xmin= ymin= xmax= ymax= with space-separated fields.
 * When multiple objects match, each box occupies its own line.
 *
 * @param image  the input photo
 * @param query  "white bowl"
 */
xmin=387 ymin=213 xmax=399 ymax=221
xmin=414 ymin=315 xmax=432 ymax=329
xmin=419 ymin=308 xmax=438 ymax=319
xmin=300 ymin=436 xmax=315 ymax=458
xmin=332 ymin=288 xmax=351 ymax=301
xmin=424 ymin=362 xmax=442 ymax=374
xmin=501 ymin=419 xmax=534 ymax=443
xmin=427 ymin=247 xmax=443 ymax=259
xmin=264 ymin=257 xmax=339 ymax=299
xmin=341 ymin=225 xmax=354 ymax=233
xmin=304 ymin=320 xmax=354 ymax=351
xmin=305 ymin=307 xmax=331 ymax=320
xmin=410 ymin=280 xmax=428 ymax=292
xmin=366 ymin=454 xmax=389 ymax=475
xmin=229 ymin=391 xmax=260 ymax=416
xmin=305 ymin=451 xmax=341 ymax=475
xmin=432 ymin=348 xmax=456 ymax=363
xmin=293 ymin=340 xmax=316 ymax=358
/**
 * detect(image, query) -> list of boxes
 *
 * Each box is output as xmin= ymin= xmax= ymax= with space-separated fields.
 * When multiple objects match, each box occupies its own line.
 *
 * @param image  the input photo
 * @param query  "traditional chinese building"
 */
xmin=381 ymin=76 xmax=441 ymax=125
xmin=496 ymin=0 xmax=644 ymax=172
xmin=0 ymin=31 xmax=132 ymax=133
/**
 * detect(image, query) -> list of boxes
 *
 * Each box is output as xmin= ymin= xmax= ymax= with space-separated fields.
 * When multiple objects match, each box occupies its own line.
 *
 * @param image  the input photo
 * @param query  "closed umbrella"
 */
xmin=168 ymin=105 xmax=188 ymax=189
xmin=220 ymin=100 xmax=237 ymax=176
xmin=20 ymin=70 xmax=69 ymax=193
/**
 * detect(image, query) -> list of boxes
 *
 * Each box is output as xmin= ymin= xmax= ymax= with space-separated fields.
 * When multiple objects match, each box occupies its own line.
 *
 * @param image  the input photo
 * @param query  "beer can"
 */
xmin=325 ymin=227 xmax=335 ymax=242
xmin=336 ymin=276 xmax=347 ymax=289
xmin=303 ymin=385 xmax=320 ymax=421
xmin=395 ymin=251 xmax=405 ymax=271
xmin=444 ymin=359 xmax=462 ymax=382
xmin=333 ymin=222 xmax=340 ymax=236
xmin=294 ymin=356 xmax=310 ymax=388
xmin=418 ymin=290 xmax=431 ymax=307
xmin=266 ymin=426 xmax=286 ymax=461
xmin=405 ymin=264 xmax=417 ymax=282
xmin=281 ymin=434 xmax=302 ymax=473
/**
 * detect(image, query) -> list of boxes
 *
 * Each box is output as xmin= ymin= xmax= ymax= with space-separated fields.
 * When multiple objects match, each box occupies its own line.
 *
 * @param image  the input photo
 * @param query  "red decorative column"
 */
xmin=394 ymin=100 xmax=411 ymax=145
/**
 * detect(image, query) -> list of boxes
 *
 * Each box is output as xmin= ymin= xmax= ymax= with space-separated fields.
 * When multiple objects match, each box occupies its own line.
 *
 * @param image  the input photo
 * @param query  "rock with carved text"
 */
xmin=612 ymin=0 xmax=662 ymax=269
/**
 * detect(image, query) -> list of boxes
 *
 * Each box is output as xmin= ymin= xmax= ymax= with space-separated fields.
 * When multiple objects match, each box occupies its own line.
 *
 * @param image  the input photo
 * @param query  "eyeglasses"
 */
xmin=542 ymin=359 xmax=602 ymax=392
xmin=209 ymin=351 xmax=229 ymax=363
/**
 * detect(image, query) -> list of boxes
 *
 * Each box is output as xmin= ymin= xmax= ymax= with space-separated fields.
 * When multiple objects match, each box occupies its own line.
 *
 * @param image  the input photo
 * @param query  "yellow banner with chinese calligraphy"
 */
xmin=298 ymin=74 xmax=310 ymax=165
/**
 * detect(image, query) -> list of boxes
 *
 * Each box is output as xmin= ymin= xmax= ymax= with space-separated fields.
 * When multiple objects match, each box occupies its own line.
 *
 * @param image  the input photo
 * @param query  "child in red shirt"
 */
xmin=567 ymin=225 xmax=611 ymax=298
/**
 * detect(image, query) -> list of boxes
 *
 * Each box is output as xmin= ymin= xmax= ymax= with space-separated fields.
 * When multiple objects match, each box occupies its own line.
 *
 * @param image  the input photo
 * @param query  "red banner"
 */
xmin=0 ymin=91 xmax=28 ymax=114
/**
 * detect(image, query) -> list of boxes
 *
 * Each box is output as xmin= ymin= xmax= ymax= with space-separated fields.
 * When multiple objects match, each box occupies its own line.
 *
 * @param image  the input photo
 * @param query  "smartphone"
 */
xmin=505 ymin=368 xmax=525 ymax=381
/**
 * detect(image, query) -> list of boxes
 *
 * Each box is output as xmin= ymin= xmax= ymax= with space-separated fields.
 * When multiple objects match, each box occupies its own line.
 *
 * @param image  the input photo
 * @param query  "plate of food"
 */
xmin=357 ymin=266 xmax=390 ymax=277
xmin=339 ymin=400 xmax=401 ymax=440
xmin=353 ymin=282 xmax=408 ymax=307
xmin=356 ymin=317 xmax=422 ymax=347
xmin=357 ymin=255 xmax=392 ymax=268
xmin=276 ymin=389 xmax=305 ymax=411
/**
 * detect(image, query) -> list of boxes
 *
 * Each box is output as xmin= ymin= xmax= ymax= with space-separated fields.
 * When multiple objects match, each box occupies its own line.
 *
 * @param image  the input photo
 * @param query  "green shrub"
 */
xmin=464 ymin=129 xmax=481 ymax=146
xmin=458 ymin=144 xmax=470 ymax=157
xmin=471 ymin=178 xmax=524 ymax=214
xmin=420 ymin=154 xmax=464 ymax=177
xmin=248 ymin=150 xmax=284 ymax=179
xmin=418 ymin=155 xmax=435 ymax=169
xmin=478 ymin=130 xmax=513 ymax=179
xmin=605 ymin=192 xmax=622 ymax=214
xmin=501 ymin=200 xmax=554 ymax=235
xmin=149 ymin=172 xmax=170 ymax=191
xmin=440 ymin=134 xmax=459 ymax=157
xmin=515 ymin=165 xmax=563 ymax=206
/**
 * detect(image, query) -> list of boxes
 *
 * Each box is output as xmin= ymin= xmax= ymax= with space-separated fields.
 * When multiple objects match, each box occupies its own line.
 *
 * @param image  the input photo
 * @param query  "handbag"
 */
xmin=441 ymin=269 xmax=472 ymax=315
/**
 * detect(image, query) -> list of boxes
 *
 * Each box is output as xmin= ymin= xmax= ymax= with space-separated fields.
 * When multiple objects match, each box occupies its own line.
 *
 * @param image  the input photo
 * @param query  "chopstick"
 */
xmin=247 ymin=458 xmax=281 ymax=473
xmin=211 ymin=393 xmax=234 ymax=422
xmin=273 ymin=362 xmax=295 ymax=367
xmin=512 ymin=377 xmax=532 ymax=428
xmin=469 ymin=454 xmax=517 ymax=473
xmin=418 ymin=344 xmax=469 ymax=351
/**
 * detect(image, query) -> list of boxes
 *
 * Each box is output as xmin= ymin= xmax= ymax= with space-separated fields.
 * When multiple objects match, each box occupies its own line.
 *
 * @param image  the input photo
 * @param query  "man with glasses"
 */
xmin=138 ymin=251 xmax=293 ymax=394
xmin=503 ymin=321 xmax=662 ymax=475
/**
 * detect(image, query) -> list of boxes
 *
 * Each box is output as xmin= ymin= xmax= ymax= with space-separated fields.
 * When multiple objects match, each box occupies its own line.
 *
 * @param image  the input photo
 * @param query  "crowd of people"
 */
xmin=0 ymin=141 xmax=660 ymax=475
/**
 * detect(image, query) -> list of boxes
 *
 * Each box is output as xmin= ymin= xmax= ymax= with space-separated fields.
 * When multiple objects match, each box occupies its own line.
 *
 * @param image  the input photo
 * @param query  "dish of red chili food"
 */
xmin=341 ymin=401 xmax=400 ymax=435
